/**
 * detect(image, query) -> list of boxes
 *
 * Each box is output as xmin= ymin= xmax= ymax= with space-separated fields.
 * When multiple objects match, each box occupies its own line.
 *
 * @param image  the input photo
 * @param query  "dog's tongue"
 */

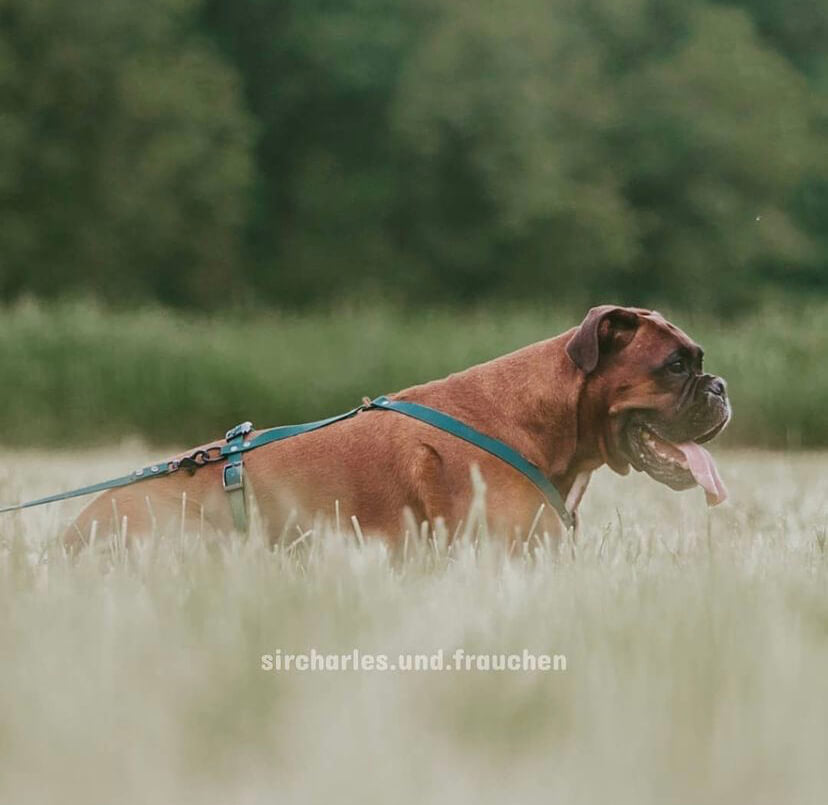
xmin=676 ymin=442 xmax=728 ymax=506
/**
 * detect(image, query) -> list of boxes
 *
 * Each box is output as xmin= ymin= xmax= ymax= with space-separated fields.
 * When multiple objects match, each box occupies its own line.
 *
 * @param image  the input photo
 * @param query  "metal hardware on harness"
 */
xmin=178 ymin=445 xmax=224 ymax=472
xmin=0 ymin=397 xmax=573 ymax=532
xmin=222 ymin=462 xmax=244 ymax=492
xmin=226 ymin=421 xmax=253 ymax=442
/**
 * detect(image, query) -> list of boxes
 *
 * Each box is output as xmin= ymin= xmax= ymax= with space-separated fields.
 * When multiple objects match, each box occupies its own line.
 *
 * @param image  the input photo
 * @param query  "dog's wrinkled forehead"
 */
xmin=566 ymin=304 xmax=704 ymax=375
xmin=637 ymin=309 xmax=701 ymax=360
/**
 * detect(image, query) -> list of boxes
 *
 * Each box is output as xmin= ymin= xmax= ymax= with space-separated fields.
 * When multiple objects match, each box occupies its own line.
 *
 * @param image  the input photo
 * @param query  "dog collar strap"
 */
xmin=367 ymin=396 xmax=574 ymax=530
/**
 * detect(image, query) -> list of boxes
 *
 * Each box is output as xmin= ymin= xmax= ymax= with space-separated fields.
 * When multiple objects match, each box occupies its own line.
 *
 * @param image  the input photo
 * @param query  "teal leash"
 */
xmin=0 ymin=405 xmax=368 ymax=520
xmin=0 ymin=458 xmax=184 ymax=515
xmin=0 ymin=398 xmax=573 ymax=531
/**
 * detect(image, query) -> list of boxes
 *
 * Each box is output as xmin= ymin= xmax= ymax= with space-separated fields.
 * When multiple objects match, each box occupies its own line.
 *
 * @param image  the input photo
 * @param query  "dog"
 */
xmin=64 ymin=305 xmax=730 ymax=549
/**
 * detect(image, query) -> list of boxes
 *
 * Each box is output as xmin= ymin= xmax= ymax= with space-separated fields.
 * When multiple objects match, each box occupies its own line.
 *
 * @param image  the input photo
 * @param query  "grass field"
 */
xmin=1 ymin=298 xmax=826 ymax=448
xmin=1 ymin=446 xmax=826 ymax=804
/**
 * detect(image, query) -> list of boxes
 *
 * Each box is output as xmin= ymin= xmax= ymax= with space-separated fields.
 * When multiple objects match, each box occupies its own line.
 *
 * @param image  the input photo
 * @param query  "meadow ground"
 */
xmin=0 ymin=445 xmax=826 ymax=804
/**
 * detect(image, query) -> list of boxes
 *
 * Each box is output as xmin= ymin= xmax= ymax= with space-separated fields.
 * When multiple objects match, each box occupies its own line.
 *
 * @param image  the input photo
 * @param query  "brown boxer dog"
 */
xmin=64 ymin=305 xmax=730 ymax=549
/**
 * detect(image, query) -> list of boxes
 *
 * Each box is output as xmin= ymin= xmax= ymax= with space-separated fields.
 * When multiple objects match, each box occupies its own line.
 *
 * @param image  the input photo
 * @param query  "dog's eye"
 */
xmin=667 ymin=359 xmax=686 ymax=374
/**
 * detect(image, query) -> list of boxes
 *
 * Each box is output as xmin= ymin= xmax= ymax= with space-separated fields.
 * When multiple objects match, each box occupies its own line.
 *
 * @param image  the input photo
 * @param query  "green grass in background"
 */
xmin=0 ymin=299 xmax=824 ymax=448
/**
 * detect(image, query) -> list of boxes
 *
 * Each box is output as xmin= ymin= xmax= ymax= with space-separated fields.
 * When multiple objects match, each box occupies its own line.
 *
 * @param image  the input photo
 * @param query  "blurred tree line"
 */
xmin=0 ymin=0 xmax=825 ymax=310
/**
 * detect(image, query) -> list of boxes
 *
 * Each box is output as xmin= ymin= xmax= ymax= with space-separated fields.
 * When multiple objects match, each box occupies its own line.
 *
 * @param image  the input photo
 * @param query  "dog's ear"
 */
xmin=566 ymin=306 xmax=640 ymax=374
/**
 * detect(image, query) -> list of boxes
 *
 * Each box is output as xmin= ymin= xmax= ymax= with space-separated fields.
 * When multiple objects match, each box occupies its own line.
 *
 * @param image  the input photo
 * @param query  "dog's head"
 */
xmin=566 ymin=305 xmax=731 ymax=504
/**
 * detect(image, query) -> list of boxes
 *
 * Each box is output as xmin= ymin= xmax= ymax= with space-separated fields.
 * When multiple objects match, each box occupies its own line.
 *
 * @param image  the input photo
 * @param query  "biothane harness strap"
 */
xmin=367 ymin=397 xmax=572 ymax=528
xmin=0 ymin=397 xmax=574 ymax=532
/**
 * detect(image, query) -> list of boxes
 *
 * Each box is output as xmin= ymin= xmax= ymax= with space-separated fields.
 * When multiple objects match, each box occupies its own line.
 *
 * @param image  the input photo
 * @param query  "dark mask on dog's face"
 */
xmin=567 ymin=305 xmax=731 ymax=504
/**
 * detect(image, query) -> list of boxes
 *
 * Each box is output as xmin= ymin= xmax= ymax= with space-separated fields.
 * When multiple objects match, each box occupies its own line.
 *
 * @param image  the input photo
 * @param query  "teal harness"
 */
xmin=0 ymin=397 xmax=573 ymax=531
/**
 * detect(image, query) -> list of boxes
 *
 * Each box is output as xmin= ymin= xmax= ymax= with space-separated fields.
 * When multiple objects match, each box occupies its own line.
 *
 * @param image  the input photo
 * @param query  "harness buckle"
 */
xmin=223 ymin=462 xmax=244 ymax=492
xmin=225 ymin=421 xmax=253 ymax=442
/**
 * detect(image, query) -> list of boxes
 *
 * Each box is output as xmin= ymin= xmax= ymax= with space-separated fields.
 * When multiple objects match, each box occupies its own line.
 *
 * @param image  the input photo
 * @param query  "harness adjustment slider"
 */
xmin=223 ymin=462 xmax=244 ymax=492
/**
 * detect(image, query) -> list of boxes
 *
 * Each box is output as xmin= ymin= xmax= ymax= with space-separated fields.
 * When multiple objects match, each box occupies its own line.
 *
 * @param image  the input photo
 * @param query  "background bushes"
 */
xmin=0 ymin=0 xmax=826 ymax=312
xmin=2 ymin=299 xmax=823 ymax=448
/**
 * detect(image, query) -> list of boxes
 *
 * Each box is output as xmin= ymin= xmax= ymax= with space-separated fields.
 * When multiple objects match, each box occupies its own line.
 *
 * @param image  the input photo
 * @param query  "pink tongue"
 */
xmin=676 ymin=442 xmax=728 ymax=506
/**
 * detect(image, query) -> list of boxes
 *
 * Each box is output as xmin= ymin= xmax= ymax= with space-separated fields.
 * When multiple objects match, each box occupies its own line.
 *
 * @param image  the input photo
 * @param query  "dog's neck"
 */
xmin=399 ymin=331 xmax=606 ymax=500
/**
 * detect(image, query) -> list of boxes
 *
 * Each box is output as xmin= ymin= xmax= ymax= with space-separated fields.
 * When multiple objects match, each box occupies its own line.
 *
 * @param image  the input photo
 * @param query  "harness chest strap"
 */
xmin=222 ymin=420 xmax=253 ymax=533
xmin=367 ymin=397 xmax=573 ymax=529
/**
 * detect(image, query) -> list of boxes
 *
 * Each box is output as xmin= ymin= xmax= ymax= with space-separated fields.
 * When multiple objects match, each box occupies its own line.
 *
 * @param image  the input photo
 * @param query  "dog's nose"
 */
xmin=707 ymin=377 xmax=727 ymax=398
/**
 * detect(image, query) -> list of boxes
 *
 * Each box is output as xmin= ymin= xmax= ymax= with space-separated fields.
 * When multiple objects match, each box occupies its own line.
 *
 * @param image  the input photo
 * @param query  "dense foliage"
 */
xmin=0 ymin=0 xmax=825 ymax=310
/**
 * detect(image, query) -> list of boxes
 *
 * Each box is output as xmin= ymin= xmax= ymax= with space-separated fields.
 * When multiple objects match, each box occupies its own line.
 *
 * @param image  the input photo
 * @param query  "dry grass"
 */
xmin=0 ymin=446 xmax=826 ymax=804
